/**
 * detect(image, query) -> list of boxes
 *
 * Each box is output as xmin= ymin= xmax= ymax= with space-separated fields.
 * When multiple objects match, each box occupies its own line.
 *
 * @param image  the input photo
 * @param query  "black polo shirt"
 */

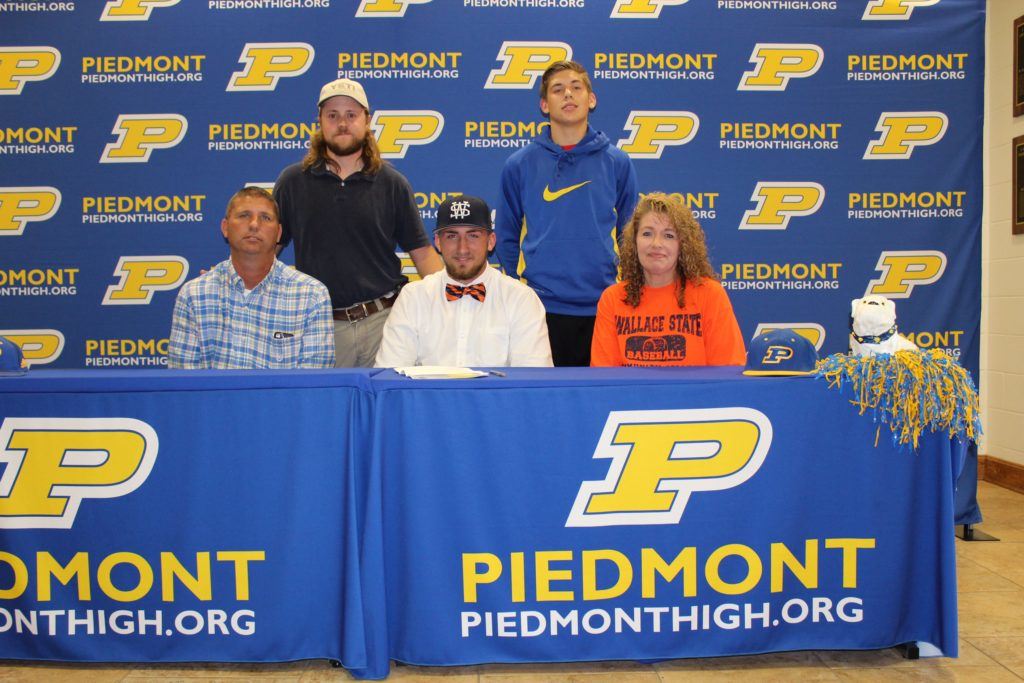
xmin=274 ymin=161 xmax=431 ymax=308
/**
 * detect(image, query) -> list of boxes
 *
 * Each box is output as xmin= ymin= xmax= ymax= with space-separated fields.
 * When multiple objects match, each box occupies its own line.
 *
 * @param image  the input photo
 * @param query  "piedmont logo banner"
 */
xmin=0 ymin=366 xmax=960 ymax=676
xmin=0 ymin=372 xmax=377 ymax=675
xmin=371 ymin=369 xmax=959 ymax=666
xmin=0 ymin=1 xmax=982 ymax=379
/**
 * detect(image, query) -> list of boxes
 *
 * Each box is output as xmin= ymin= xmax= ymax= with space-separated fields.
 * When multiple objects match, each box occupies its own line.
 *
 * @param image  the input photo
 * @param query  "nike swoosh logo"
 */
xmin=543 ymin=180 xmax=591 ymax=202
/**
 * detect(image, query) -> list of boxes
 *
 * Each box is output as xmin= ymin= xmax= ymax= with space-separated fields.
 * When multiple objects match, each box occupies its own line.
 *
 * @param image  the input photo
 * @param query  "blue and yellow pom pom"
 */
xmin=815 ymin=349 xmax=982 ymax=449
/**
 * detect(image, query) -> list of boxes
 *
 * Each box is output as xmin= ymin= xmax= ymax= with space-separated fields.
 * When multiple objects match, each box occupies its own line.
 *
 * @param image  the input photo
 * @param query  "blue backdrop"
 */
xmin=0 ymin=0 xmax=983 ymax=377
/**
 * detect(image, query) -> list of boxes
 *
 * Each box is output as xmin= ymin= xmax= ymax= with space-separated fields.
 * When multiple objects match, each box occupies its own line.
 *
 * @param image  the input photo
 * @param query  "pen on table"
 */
xmin=488 ymin=370 xmax=506 ymax=377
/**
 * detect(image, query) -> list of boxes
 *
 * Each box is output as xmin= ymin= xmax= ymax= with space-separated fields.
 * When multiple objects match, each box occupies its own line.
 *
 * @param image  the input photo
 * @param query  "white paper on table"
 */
xmin=394 ymin=366 xmax=488 ymax=379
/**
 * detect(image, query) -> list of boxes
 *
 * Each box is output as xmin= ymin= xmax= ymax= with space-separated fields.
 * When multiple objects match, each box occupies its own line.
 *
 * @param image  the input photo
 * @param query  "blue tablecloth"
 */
xmin=371 ymin=367 xmax=958 ymax=670
xmin=1 ymin=368 xmax=960 ymax=678
xmin=0 ymin=369 xmax=381 ymax=677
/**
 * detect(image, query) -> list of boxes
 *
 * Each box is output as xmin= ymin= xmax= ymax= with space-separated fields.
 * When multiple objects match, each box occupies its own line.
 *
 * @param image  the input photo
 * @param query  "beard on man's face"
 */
xmin=443 ymin=253 xmax=489 ymax=284
xmin=325 ymin=131 xmax=366 ymax=157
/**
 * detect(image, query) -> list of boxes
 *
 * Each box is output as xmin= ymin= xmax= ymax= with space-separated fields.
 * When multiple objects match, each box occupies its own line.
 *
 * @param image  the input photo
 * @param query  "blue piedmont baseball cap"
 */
xmin=0 ymin=336 xmax=28 ymax=377
xmin=744 ymin=329 xmax=818 ymax=377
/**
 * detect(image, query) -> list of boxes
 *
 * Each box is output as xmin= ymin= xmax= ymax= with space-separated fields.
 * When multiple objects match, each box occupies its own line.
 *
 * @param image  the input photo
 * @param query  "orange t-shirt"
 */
xmin=591 ymin=279 xmax=746 ymax=367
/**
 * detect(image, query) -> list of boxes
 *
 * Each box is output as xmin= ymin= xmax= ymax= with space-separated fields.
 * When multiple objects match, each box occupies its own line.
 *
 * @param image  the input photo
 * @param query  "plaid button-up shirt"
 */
xmin=169 ymin=259 xmax=334 ymax=369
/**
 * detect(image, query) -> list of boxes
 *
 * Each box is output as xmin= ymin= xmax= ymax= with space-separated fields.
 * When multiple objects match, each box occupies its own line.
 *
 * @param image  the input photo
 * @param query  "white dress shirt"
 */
xmin=375 ymin=265 xmax=553 ymax=367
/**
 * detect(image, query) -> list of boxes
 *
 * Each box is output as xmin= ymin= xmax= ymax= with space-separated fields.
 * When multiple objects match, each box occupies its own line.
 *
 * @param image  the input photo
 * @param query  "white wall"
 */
xmin=983 ymin=1 xmax=1024 ymax=465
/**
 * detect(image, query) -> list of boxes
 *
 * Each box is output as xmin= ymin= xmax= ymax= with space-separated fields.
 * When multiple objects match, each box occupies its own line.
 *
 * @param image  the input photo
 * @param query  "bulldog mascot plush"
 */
xmin=849 ymin=295 xmax=918 ymax=356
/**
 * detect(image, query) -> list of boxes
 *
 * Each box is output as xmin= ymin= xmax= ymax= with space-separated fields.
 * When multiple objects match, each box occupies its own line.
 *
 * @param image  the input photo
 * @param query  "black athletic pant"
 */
xmin=545 ymin=312 xmax=596 ymax=367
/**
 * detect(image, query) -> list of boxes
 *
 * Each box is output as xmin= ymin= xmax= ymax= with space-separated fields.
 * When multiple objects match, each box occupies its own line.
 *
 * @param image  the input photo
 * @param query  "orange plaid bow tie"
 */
xmin=445 ymin=283 xmax=486 ymax=302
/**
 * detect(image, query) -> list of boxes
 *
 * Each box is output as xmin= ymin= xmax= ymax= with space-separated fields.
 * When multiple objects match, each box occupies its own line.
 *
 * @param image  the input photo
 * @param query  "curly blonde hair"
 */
xmin=619 ymin=192 xmax=718 ymax=308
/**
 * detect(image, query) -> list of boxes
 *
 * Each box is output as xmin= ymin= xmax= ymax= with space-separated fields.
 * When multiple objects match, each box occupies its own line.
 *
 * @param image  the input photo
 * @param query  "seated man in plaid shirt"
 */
xmin=168 ymin=188 xmax=335 ymax=369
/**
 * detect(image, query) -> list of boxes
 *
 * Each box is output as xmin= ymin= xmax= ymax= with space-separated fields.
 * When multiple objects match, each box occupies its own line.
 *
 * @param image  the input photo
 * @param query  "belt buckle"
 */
xmin=338 ymin=296 xmax=386 ymax=323
xmin=346 ymin=300 xmax=371 ymax=322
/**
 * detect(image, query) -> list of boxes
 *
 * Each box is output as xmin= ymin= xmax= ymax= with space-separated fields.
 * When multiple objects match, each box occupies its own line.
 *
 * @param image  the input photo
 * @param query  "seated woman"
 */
xmin=591 ymin=192 xmax=745 ymax=367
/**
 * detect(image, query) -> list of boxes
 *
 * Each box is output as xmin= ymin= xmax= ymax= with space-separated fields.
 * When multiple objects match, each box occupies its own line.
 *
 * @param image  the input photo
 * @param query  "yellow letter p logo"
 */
xmin=100 ymin=0 xmax=181 ymax=21
xmin=227 ymin=43 xmax=314 ymax=92
xmin=739 ymin=43 xmax=823 ymax=91
xmin=0 ymin=330 xmax=65 ymax=366
xmin=617 ymin=111 xmax=699 ymax=159
xmin=100 ymin=114 xmax=188 ymax=164
xmin=0 ymin=187 xmax=61 ymax=237
xmin=0 ymin=418 xmax=158 ymax=529
xmin=762 ymin=346 xmax=794 ymax=364
xmin=862 ymin=0 xmax=940 ymax=20
xmin=0 ymin=47 xmax=60 ymax=95
xmin=566 ymin=408 xmax=772 ymax=527
xmin=485 ymin=41 xmax=572 ymax=89
xmin=371 ymin=111 xmax=444 ymax=159
xmin=610 ymin=0 xmax=689 ymax=18
xmin=102 ymin=256 xmax=189 ymax=305
xmin=865 ymin=250 xmax=946 ymax=298
xmin=739 ymin=182 xmax=824 ymax=230
xmin=864 ymin=112 xmax=947 ymax=159
xmin=355 ymin=0 xmax=431 ymax=17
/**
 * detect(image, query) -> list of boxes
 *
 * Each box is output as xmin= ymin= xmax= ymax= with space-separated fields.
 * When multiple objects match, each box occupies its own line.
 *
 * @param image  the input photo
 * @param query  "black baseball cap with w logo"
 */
xmin=435 ymin=195 xmax=492 ymax=233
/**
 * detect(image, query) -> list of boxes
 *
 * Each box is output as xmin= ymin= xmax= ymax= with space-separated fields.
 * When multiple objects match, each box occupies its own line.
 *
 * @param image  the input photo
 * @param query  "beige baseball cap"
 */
xmin=318 ymin=78 xmax=369 ymax=110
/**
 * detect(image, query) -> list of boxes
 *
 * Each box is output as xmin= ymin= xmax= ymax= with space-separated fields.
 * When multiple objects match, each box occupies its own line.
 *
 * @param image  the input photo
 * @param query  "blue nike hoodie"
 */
xmin=495 ymin=125 xmax=639 ymax=316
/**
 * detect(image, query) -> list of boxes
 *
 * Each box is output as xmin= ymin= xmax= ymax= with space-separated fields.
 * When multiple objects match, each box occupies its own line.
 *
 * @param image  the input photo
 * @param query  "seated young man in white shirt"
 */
xmin=375 ymin=195 xmax=553 ymax=368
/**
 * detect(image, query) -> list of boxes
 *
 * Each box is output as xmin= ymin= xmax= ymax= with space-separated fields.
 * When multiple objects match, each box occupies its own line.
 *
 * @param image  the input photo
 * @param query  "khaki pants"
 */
xmin=333 ymin=307 xmax=391 ymax=368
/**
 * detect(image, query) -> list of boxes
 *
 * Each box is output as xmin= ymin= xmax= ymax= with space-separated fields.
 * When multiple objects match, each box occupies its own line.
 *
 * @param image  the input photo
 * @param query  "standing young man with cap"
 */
xmin=495 ymin=60 xmax=638 ymax=367
xmin=274 ymin=78 xmax=443 ymax=367
xmin=375 ymin=195 xmax=552 ymax=368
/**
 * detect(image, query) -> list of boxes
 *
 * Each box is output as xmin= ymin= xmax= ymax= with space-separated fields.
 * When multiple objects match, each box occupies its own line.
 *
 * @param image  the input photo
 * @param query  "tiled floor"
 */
xmin=3 ymin=481 xmax=1024 ymax=682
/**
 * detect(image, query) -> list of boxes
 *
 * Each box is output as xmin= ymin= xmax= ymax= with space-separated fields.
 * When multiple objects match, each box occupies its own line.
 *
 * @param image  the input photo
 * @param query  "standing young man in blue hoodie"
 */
xmin=496 ymin=60 xmax=639 ymax=366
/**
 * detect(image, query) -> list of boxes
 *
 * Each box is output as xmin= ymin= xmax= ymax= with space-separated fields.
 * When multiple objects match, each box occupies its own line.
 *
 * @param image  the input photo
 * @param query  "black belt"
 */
xmin=332 ymin=291 xmax=399 ymax=323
